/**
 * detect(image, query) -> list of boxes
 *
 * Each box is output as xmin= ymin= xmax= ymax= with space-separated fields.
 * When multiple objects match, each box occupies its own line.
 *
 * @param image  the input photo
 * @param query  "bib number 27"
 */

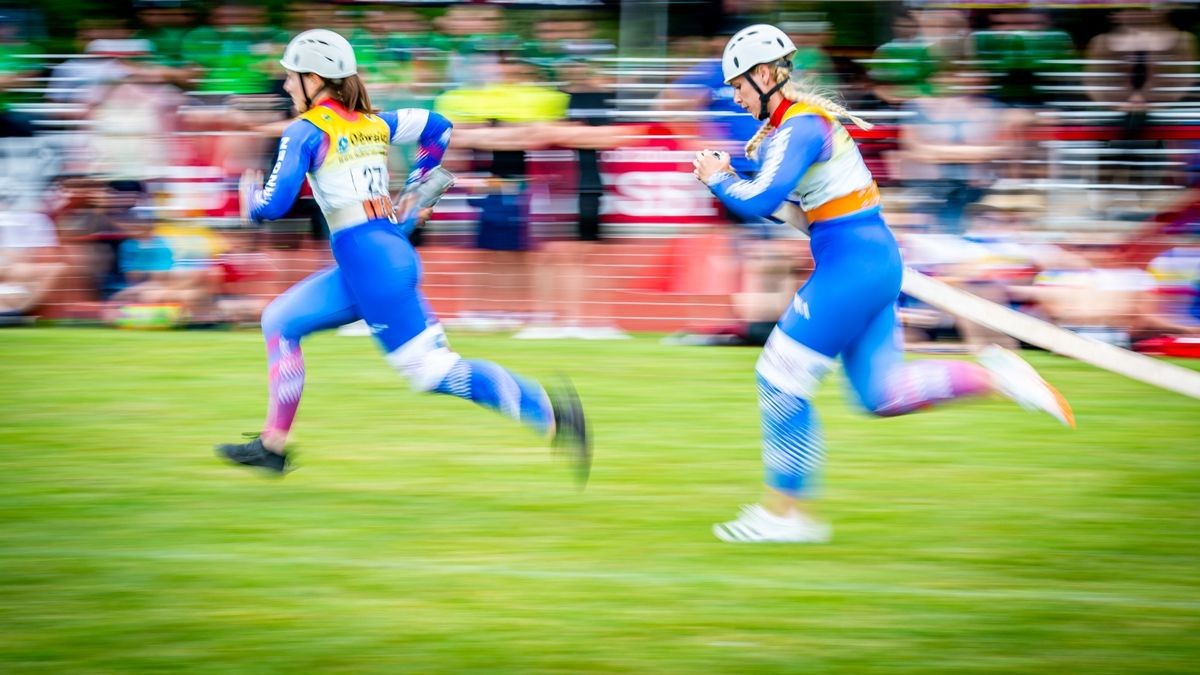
xmin=360 ymin=166 xmax=387 ymax=196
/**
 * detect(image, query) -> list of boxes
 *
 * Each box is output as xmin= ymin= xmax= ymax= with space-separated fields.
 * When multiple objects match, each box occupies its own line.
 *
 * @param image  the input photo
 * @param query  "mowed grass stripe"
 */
xmin=1 ymin=328 xmax=1198 ymax=673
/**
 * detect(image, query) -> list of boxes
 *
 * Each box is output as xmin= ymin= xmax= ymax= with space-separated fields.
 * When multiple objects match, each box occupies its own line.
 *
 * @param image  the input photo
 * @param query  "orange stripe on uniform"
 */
xmin=362 ymin=196 xmax=394 ymax=221
xmin=806 ymin=182 xmax=881 ymax=223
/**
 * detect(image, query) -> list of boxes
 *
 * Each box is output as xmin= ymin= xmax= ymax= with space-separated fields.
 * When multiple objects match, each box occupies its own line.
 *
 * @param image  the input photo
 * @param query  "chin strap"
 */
xmin=746 ymin=59 xmax=793 ymax=121
xmin=300 ymin=74 xmax=314 ymax=111
xmin=299 ymin=75 xmax=333 ymax=112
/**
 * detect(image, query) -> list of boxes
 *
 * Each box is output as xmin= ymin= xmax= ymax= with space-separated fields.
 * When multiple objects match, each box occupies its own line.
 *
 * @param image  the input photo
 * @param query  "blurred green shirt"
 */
xmin=137 ymin=27 xmax=190 ymax=69
xmin=0 ymin=40 xmax=38 ymax=111
xmin=182 ymin=25 xmax=289 ymax=96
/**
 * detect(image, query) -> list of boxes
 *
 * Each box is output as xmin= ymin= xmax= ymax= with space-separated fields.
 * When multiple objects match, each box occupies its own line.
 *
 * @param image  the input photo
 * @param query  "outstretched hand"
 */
xmin=393 ymin=192 xmax=434 ymax=226
xmin=394 ymin=191 xmax=417 ymax=219
xmin=692 ymin=149 xmax=732 ymax=184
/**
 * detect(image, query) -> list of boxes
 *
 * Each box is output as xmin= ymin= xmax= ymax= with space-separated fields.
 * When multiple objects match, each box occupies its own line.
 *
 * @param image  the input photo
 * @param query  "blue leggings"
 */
xmin=257 ymin=219 xmax=553 ymax=440
xmin=757 ymin=212 xmax=992 ymax=494
xmin=261 ymin=220 xmax=434 ymax=351
xmin=784 ymin=212 xmax=905 ymax=409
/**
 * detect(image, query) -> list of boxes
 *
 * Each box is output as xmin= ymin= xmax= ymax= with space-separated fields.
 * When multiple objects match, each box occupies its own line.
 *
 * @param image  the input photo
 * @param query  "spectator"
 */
xmin=898 ymin=229 xmax=1032 ymax=351
xmin=47 ymin=21 xmax=140 ymax=108
xmin=0 ymin=209 xmax=64 ymax=322
xmin=181 ymin=1 xmax=288 ymax=99
xmin=134 ymin=0 xmax=202 ymax=90
xmin=49 ymin=179 xmax=145 ymax=301
xmin=898 ymin=67 xmax=1015 ymax=233
xmin=517 ymin=58 xmax=630 ymax=340
xmin=0 ymin=13 xmax=39 ymax=137
xmin=780 ymin=12 xmax=838 ymax=88
xmin=86 ymin=40 xmax=187 ymax=185
xmin=913 ymin=8 xmax=973 ymax=63
xmin=659 ymin=24 xmax=760 ymax=176
xmin=1147 ymin=244 xmax=1200 ymax=336
xmin=1086 ymin=7 xmax=1197 ymax=126
xmin=434 ymin=4 xmax=521 ymax=89
xmin=1010 ymin=242 xmax=1196 ymax=347
xmin=972 ymin=9 xmax=1075 ymax=108
xmin=662 ymin=238 xmax=805 ymax=347
xmin=1084 ymin=7 xmax=1198 ymax=201
xmin=106 ymin=220 xmax=226 ymax=326
xmin=377 ymin=7 xmax=450 ymax=105
xmin=436 ymin=54 xmax=568 ymax=330
xmin=861 ymin=11 xmax=939 ymax=110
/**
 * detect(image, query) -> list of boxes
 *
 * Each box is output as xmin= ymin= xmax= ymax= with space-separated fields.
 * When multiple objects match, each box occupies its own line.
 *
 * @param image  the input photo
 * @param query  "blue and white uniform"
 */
xmin=251 ymin=100 xmax=553 ymax=441
xmin=252 ymin=105 xmax=450 ymax=223
xmin=705 ymin=99 xmax=993 ymax=495
xmin=250 ymin=101 xmax=452 ymax=353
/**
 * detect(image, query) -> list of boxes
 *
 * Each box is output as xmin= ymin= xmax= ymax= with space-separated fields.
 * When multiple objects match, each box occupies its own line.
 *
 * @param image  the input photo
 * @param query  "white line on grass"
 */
xmin=6 ymin=547 xmax=1198 ymax=611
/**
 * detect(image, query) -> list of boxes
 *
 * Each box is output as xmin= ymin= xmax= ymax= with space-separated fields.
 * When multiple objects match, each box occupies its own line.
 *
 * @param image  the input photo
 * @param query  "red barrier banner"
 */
xmin=599 ymin=148 xmax=726 ymax=225
xmin=598 ymin=123 xmax=727 ymax=227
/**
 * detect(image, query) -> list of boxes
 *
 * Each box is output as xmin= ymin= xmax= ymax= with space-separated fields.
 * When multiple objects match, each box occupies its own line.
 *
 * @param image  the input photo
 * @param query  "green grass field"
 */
xmin=1 ymin=327 xmax=1198 ymax=673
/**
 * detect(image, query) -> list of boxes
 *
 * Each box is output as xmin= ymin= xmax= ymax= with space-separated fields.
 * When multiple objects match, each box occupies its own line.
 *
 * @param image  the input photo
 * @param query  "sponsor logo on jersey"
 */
xmin=347 ymin=130 xmax=390 ymax=145
xmin=793 ymin=295 xmax=811 ymax=320
xmin=261 ymin=136 xmax=289 ymax=200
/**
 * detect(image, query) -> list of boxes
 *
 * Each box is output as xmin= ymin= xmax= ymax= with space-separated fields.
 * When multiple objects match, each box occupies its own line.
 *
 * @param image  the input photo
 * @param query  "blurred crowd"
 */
xmin=1 ymin=0 xmax=1198 ymax=353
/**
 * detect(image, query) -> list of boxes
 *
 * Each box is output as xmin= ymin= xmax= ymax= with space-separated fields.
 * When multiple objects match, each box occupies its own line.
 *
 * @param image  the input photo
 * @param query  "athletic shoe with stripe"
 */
xmin=713 ymin=504 xmax=832 ymax=543
xmin=978 ymin=345 xmax=1076 ymax=428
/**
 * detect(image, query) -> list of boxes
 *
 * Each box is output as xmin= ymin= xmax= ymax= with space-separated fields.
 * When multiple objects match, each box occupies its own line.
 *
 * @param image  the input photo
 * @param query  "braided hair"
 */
xmin=744 ymin=66 xmax=873 ymax=161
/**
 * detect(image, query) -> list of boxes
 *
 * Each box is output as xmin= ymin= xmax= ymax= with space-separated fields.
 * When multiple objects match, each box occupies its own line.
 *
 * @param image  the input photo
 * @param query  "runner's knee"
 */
xmin=385 ymin=325 xmax=462 ymax=392
xmin=754 ymin=327 xmax=833 ymax=399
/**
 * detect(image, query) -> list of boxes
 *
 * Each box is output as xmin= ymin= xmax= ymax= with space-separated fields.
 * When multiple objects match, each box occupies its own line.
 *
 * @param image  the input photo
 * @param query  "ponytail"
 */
xmin=744 ymin=66 xmax=874 ymax=161
xmin=324 ymin=73 xmax=374 ymax=114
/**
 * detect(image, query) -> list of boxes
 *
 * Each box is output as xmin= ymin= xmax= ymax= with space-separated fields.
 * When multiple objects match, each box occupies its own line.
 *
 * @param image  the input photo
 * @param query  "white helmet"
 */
xmin=721 ymin=24 xmax=796 ymax=84
xmin=280 ymin=29 xmax=357 ymax=79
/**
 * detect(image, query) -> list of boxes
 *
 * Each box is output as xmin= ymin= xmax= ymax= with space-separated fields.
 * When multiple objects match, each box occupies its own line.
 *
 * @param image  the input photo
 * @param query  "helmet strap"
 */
xmin=299 ymin=74 xmax=334 ymax=111
xmin=300 ymin=73 xmax=314 ymax=111
xmin=745 ymin=60 xmax=792 ymax=122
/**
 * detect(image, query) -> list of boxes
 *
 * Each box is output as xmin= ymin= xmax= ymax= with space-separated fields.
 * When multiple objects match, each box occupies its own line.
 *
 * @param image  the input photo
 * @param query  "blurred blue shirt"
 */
xmin=675 ymin=60 xmax=761 ymax=174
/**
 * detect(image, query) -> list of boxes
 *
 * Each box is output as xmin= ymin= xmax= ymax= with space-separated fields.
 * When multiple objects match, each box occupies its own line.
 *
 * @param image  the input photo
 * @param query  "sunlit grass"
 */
xmin=1 ymin=328 xmax=1197 ymax=673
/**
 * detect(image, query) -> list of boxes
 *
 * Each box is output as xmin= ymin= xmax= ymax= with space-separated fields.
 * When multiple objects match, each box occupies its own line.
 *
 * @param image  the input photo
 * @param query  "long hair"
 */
xmin=323 ymin=73 xmax=374 ymax=114
xmin=744 ymin=64 xmax=873 ymax=161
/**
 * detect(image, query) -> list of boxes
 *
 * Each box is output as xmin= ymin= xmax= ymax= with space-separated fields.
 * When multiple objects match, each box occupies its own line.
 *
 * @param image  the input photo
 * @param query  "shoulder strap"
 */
xmin=298 ymin=106 xmax=389 ymax=141
xmin=298 ymin=107 xmax=338 ymax=138
xmin=779 ymin=102 xmax=837 ymax=126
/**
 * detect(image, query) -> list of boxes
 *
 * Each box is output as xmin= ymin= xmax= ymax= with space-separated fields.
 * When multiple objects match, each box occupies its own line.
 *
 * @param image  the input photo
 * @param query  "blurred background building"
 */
xmin=1 ymin=0 xmax=1198 ymax=352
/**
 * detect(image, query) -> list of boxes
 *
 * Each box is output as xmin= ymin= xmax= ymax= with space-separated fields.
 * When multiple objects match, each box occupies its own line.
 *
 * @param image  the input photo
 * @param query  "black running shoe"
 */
xmin=548 ymin=379 xmax=591 ymax=489
xmin=215 ymin=435 xmax=290 ymax=474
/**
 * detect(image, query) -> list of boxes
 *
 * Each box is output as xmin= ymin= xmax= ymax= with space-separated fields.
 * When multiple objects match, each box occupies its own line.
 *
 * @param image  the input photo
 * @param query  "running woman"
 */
xmin=216 ymin=30 xmax=589 ymax=486
xmin=692 ymin=25 xmax=1073 ymax=543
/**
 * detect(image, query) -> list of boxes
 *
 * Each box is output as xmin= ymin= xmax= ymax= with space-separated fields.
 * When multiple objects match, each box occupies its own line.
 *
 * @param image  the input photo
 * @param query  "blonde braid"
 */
xmin=744 ymin=66 xmax=874 ymax=161
xmin=779 ymin=68 xmax=875 ymax=131
xmin=744 ymin=121 xmax=774 ymax=161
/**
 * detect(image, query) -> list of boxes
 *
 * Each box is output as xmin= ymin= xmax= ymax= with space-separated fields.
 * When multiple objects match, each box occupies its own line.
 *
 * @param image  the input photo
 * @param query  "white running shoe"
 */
xmin=978 ymin=344 xmax=1076 ymax=428
xmin=713 ymin=504 xmax=832 ymax=544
